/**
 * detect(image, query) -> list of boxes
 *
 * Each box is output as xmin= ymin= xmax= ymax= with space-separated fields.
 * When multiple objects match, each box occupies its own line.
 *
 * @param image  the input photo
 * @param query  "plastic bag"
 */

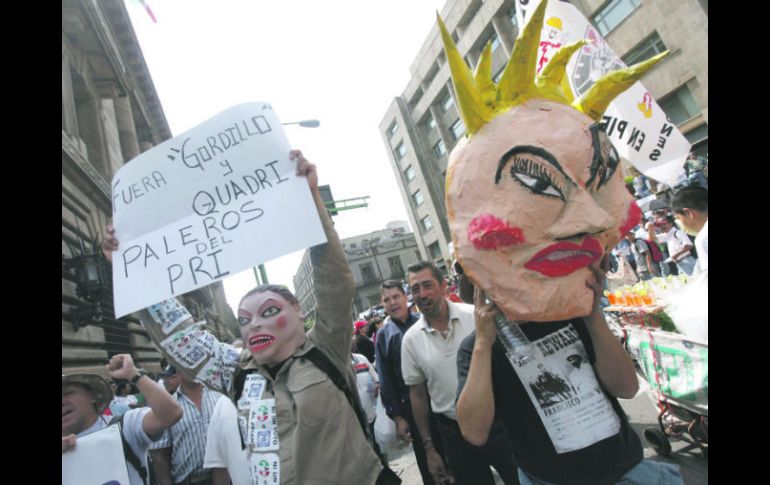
xmin=664 ymin=272 xmax=708 ymax=343
xmin=374 ymin=396 xmax=408 ymax=456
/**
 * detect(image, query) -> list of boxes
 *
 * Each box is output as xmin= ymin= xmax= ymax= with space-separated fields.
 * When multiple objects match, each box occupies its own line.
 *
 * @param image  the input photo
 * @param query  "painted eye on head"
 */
xmin=496 ymin=145 xmax=573 ymax=201
xmin=238 ymin=316 xmax=251 ymax=326
xmin=509 ymin=158 xmax=564 ymax=199
xmin=587 ymin=125 xmax=620 ymax=189
xmin=261 ymin=306 xmax=281 ymax=318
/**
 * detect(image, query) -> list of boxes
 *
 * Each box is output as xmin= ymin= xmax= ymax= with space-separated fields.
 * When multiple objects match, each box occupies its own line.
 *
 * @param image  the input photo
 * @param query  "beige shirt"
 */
xmin=138 ymin=195 xmax=382 ymax=484
xmin=400 ymin=300 xmax=476 ymax=420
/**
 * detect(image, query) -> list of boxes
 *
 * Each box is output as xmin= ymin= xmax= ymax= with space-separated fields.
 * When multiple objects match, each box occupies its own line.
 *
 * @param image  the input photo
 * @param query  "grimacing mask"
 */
xmin=439 ymin=0 xmax=664 ymax=321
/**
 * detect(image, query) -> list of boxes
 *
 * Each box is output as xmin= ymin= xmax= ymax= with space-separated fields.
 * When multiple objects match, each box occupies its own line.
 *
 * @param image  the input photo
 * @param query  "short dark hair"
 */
xmin=671 ymin=186 xmax=708 ymax=214
xmin=239 ymin=284 xmax=300 ymax=309
xmin=380 ymin=280 xmax=405 ymax=294
xmin=407 ymin=261 xmax=444 ymax=284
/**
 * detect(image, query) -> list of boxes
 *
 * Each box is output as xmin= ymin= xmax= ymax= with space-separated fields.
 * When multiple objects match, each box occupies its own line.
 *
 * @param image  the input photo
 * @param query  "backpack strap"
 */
xmin=109 ymin=414 xmax=148 ymax=485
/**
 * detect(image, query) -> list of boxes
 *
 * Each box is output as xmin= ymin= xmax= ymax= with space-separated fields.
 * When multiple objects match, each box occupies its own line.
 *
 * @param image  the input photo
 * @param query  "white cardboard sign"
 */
xmin=111 ymin=102 xmax=326 ymax=317
xmin=62 ymin=424 xmax=130 ymax=485
xmin=515 ymin=0 xmax=692 ymax=187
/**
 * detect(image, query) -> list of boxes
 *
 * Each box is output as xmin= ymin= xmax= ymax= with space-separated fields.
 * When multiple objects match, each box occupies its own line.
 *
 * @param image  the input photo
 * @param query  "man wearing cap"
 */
xmin=62 ymin=353 xmax=182 ymax=485
xmin=150 ymin=365 xmax=224 ymax=485
xmin=353 ymin=320 xmax=375 ymax=363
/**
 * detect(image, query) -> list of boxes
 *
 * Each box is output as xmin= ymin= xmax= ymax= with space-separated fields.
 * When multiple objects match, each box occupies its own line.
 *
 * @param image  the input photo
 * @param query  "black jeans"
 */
xmin=435 ymin=414 xmax=519 ymax=485
xmin=402 ymin=403 xmax=444 ymax=485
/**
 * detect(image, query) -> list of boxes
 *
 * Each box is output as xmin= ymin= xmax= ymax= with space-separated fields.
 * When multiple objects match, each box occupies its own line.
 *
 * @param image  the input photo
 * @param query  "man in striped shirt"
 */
xmin=150 ymin=365 xmax=224 ymax=485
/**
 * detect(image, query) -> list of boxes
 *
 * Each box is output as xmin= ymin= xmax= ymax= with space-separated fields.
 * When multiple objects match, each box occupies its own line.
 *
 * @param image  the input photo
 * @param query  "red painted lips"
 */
xmin=248 ymin=334 xmax=276 ymax=352
xmin=525 ymin=237 xmax=603 ymax=277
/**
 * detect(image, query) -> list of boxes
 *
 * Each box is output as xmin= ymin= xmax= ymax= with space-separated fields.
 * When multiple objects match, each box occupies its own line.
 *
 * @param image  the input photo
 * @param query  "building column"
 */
xmin=114 ymin=96 xmax=141 ymax=162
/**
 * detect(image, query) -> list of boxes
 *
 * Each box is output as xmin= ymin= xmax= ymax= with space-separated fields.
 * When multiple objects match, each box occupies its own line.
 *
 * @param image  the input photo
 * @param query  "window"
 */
xmin=421 ymin=216 xmax=433 ymax=232
xmin=434 ymin=139 xmax=447 ymax=157
xmin=413 ymin=190 xmax=424 ymax=206
xmin=684 ymin=123 xmax=708 ymax=145
xmin=493 ymin=67 xmax=505 ymax=84
xmin=487 ymin=31 xmax=500 ymax=52
xmin=428 ymin=242 xmax=442 ymax=259
xmin=395 ymin=142 xmax=407 ymax=160
xmin=441 ymin=94 xmax=455 ymax=112
xmin=592 ymin=0 xmax=641 ymax=36
xmin=622 ymin=32 xmax=667 ymax=66
xmin=451 ymin=119 xmax=466 ymax=140
xmin=410 ymin=87 xmax=424 ymax=108
xmin=428 ymin=116 xmax=437 ymax=131
xmin=388 ymin=256 xmax=404 ymax=278
xmin=415 ymin=250 xmax=422 ymax=261
xmin=404 ymin=165 xmax=416 ymax=181
xmin=659 ymin=85 xmax=701 ymax=126
xmin=360 ymin=263 xmax=377 ymax=285
xmin=387 ymin=120 xmax=399 ymax=138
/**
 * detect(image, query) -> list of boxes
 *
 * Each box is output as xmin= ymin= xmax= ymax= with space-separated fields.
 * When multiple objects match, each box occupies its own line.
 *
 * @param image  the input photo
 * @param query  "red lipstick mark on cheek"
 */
xmin=619 ymin=202 xmax=641 ymax=237
xmin=467 ymin=214 xmax=525 ymax=250
xmin=276 ymin=316 xmax=287 ymax=328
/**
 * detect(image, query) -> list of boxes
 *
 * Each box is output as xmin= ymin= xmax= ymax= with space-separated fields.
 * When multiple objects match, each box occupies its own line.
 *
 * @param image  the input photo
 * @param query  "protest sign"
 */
xmin=514 ymin=0 xmax=691 ymax=186
xmin=62 ymin=424 xmax=130 ymax=485
xmin=111 ymin=102 xmax=326 ymax=317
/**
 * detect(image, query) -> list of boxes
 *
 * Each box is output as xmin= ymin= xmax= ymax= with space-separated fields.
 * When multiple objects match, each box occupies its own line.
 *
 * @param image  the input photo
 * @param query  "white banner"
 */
xmin=62 ymin=424 xmax=130 ymax=485
xmin=111 ymin=102 xmax=326 ymax=317
xmin=515 ymin=0 xmax=690 ymax=187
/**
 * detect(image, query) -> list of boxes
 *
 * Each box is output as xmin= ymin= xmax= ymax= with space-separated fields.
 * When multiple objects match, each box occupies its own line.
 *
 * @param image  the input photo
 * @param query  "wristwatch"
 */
xmin=130 ymin=369 xmax=148 ymax=386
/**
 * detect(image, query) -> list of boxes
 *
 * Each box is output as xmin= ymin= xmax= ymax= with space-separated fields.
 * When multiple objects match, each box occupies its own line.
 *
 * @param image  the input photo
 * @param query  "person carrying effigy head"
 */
xmin=447 ymin=1 xmax=684 ymax=484
xmin=102 ymin=151 xmax=400 ymax=485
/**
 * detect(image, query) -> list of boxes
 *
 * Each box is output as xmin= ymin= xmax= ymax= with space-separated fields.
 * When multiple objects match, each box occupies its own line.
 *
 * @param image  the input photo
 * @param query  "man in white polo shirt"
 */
xmin=401 ymin=261 xmax=518 ymax=485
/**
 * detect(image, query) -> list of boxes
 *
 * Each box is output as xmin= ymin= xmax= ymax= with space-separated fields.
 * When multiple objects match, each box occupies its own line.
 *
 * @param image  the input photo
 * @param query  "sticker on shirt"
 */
xmin=159 ymin=323 xmax=215 ymax=369
xmin=238 ymin=374 xmax=267 ymax=410
xmin=248 ymin=399 xmax=279 ymax=451
xmin=238 ymin=415 xmax=249 ymax=446
xmin=148 ymin=299 xmax=192 ymax=335
xmin=249 ymin=453 xmax=280 ymax=485
xmin=195 ymin=356 xmax=232 ymax=392
xmin=514 ymin=324 xmax=621 ymax=454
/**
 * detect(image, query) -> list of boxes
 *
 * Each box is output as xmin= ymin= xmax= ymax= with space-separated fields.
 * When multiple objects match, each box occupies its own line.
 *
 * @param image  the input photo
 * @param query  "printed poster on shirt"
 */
xmin=148 ymin=299 xmax=192 ymax=335
xmin=160 ymin=323 xmax=216 ymax=369
xmin=513 ymin=324 xmax=620 ymax=454
xmin=249 ymin=452 xmax=280 ymax=485
xmin=248 ymin=399 xmax=279 ymax=451
xmin=514 ymin=0 xmax=691 ymax=187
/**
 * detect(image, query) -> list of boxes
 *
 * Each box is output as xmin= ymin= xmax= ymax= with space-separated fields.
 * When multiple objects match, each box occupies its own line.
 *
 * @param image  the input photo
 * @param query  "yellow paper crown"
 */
xmin=437 ymin=0 xmax=667 ymax=136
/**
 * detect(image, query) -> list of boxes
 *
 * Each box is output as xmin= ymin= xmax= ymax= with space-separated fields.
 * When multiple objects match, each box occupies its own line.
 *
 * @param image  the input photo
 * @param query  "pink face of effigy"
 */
xmin=447 ymin=99 xmax=640 ymax=322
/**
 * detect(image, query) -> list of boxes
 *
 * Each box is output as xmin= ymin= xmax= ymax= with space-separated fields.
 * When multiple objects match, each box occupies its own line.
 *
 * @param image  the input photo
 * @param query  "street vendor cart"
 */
xmin=604 ymin=303 xmax=708 ymax=460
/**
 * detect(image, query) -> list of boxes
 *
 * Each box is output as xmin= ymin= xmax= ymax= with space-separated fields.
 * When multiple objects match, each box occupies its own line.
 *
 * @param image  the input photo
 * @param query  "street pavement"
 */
xmin=387 ymin=376 xmax=707 ymax=484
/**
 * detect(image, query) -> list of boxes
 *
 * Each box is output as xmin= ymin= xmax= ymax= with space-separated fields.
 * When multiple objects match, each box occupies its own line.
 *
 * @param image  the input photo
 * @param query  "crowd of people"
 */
xmin=63 ymin=148 xmax=705 ymax=485
xmin=611 ymin=161 xmax=709 ymax=286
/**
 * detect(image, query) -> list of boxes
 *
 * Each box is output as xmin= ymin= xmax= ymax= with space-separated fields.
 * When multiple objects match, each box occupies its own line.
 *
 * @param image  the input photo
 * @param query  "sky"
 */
xmin=125 ymin=0 xmax=448 ymax=313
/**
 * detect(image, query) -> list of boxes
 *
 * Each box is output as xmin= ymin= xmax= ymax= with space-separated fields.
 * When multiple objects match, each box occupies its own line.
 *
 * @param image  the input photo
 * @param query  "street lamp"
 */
xmin=362 ymin=239 xmax=384 ymax=283
xmin=281 ymin=119 xmax=320 ymax=128
xmin=63 ymin=238 xmax=109 ymax=330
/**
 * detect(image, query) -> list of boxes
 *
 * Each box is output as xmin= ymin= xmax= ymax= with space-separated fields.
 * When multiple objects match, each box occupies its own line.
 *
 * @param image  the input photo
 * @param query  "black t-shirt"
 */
xmin=353 ymin=334 xmax=375 ymax=363
xmin=456 ymin=319 xmax=642 ymax=485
